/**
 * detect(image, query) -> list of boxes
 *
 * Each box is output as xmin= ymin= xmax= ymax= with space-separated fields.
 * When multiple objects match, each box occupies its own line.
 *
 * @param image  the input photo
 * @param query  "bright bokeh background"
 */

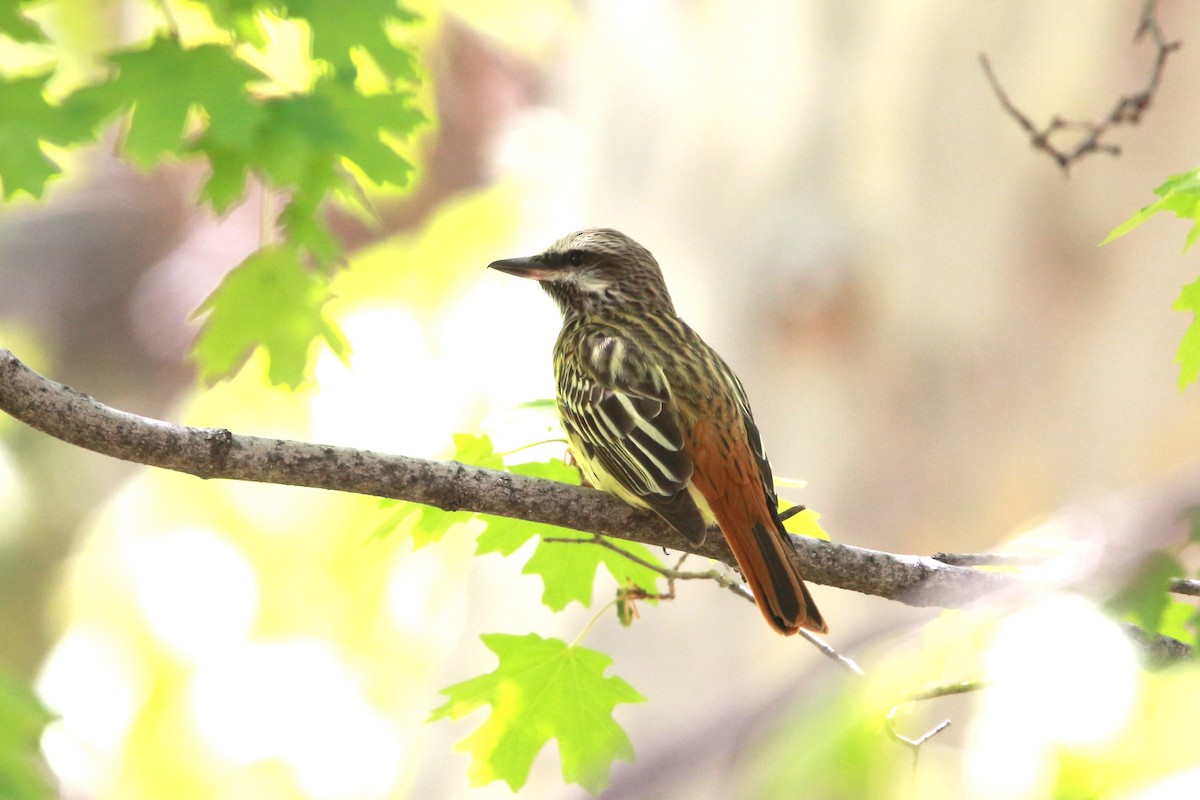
xmin=3 ymin=1 xmax=1200 ymax=798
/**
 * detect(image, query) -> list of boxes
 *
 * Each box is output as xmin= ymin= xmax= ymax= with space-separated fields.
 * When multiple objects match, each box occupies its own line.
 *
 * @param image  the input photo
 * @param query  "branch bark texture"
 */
xmin=0 ymin=347 xmax=1190 ymax=666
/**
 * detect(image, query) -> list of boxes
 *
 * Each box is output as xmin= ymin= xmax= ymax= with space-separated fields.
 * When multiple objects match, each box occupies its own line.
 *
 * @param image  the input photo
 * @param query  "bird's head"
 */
xmin=488 ymin=228 xmax=675 ymax=318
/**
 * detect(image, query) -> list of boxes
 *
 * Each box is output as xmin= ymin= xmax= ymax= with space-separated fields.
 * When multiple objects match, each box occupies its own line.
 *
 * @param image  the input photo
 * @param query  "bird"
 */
xmin=488 ymin=228 xmax=827 ymax=635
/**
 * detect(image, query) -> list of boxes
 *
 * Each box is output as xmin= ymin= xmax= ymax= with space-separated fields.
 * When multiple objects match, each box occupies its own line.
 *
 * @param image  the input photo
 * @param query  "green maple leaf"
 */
xmin=1181 ymin=505 xmax=1200 ymax=544
xmin=410 ymin=505 xmax=466 ymax=548
xmin=1103 ymin=168 xmax=1200 ymax=250
xmin=409 ymin=434 xmax=504 ymax=547
xmin=196 ymin=77 xmax=422 ymax=259
xmin=0 ymin=72 xmax=104 ymax=198
xmin=429 ymin=633 xmax=643 ymax=794
xmin=201 ymin=0 xmax=277 ymax=46
xmin=198 ymin=79 xmax=422 ymax=193
xmin=0 ymin=0 xmax=46 ymax=43
xmin=1153 ymin=598 xmax=1200 ymax=649
xmin=509 ymin=457 xmax=578 ymax=486
xmin=399 ymin=437 xmax=663 ymax=604
xmin=289 ymin=0 xmax=420 ymax=81
xmin=367 ymin=500 xmax=416 ymax=541
xmin=197 ymin=144 xmax=250 ymax=213
xmin=522 ymin=531 xmax=664 ymax=611
xmin=191 ymin=244 xmax=349 ymax=386
xmin=278 ymin=190 xmax=341 ymax=265
xmin=474 ymin=459 xmax=580 ymax=557
xmin=780 ymin=502 xmax=831 ymax=541
xmin=1106 ymin=550 xmax=1184 ymax=633
xmin=1173 ymin=277 xmax=1200 ymax=389
xmin=306 ymin=79 xmax=423 ymax=186
xmin=1103 ymin=169 xmax=1200 ymax=389
xmin=73 ymin=37 xmax=265 ymax=166
xmin=452 ymin=432 xmax=505 ymax=471
xmin=0 ymin=670 xmax=55 ymax=800
xmin=475 ymin=459 xmax=663 ymax=610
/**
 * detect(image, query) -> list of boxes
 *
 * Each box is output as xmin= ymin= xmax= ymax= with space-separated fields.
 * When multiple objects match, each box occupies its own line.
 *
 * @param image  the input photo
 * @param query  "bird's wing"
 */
xmin=727 ymin=370 xmax=780 ymax=508
xmin=558 ymin=332 xmax=706 ymax=543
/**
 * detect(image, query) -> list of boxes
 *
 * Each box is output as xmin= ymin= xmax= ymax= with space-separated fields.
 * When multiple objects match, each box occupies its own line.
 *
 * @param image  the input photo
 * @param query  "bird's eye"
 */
xmin=567 ymin=250 xmax=585 ymax=267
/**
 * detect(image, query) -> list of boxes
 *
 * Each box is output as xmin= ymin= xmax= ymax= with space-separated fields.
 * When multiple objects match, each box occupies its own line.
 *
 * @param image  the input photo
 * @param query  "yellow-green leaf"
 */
xmin=0 ymin=670 xmax=55 ymax=800
xmin=1173 ymin=278 xmax=1200 ymax=389
xmin=430 ymin=633 xmax=643 ymax=795
xmin=191 ymin=245 xmax=348 ymax=387
xmin=781 ymin=502 xmax=831 ymax=541
xmin=0 ymin=72 xmax=105 ymax=198
xmin=72 ymin=38 xmax=266 ymax=166
xmin=1102 ymin=168 xmax=1200 ymax=250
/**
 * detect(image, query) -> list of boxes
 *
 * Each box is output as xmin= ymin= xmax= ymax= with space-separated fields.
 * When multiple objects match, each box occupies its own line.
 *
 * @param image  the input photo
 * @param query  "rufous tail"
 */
xmin=719 ymin=509 xmax=827 ymax=635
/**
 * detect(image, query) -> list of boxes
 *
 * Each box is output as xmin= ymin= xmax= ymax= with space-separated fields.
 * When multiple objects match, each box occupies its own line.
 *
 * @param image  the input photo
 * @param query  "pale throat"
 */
xmin=575 ymin=270 xmax=614 ymax=295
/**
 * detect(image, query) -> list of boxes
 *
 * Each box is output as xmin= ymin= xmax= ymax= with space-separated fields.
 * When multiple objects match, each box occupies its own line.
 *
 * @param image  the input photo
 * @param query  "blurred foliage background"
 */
xmin=2 ymin=0 xmax=1200 ymax=798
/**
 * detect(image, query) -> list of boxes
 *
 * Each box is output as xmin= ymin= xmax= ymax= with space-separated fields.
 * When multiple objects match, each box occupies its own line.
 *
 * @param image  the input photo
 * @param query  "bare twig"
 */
xmin=866 ymin=678 xmax=983 ymax=800
xmin=800 ymin=629 xmax=866 ymax=676
xmin=900 ymin=679 xmax=990 ymax=704
xmin=980 ymin=0 xmax=1181 ymax=172
xmin=889 ymin=717 xmax=951 ymax=752
xmin=546 ymin=532 xmax=867 ymax=673
xmin=541 ymin=534 xmax=735 ymax=590
xmin=886 ymin=680 xmax=988 ymax=768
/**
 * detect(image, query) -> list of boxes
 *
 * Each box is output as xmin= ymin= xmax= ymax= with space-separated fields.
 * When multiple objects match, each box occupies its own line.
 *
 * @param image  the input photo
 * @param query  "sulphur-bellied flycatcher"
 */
xmin=489 ymin=228 xmax=827 ymax=635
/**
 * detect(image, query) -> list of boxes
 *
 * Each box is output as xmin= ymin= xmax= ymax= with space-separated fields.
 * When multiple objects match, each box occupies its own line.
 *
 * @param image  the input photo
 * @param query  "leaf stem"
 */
xmin=158 ymin=0 xmax=182 ymax=40
xmin=570 ymin=597 xmax=621 ymax=648
xmin=496 ymin=438 xmax=570 ymax=459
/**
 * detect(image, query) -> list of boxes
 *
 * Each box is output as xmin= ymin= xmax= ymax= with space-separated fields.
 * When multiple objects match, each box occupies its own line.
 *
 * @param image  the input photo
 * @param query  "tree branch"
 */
xmin=980 ymin=0 xmax=1181 ymax=173
xmin=0 ymin=347 xmax=1191 ymax=665
xmin=0 ymin=347 xmax=1015 ymax=607
xmin=1169 ymin=577 xmax=1200 ymax=598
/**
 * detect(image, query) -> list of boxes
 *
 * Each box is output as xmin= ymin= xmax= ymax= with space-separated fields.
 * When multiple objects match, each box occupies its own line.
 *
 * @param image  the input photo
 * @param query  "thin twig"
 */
xmin=543 ymin=532 xmax=865 ymax=673
xmin=886 ymin=680 xmax=988 ymax=769
xmin=157 ymin=0 xmax=182 ymax=39
xmin=800 ymin=629 xmax=866 ymax=676
xmin=900 ymin=679 xmax=989 ymax=704
xmin=495 ymin=438 xmax=570 ymax=459
xmin=980 ymin=0 xmax=1181 ymax=172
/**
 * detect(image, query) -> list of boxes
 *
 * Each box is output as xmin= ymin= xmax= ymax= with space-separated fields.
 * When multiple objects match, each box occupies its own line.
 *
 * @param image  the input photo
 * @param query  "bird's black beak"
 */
xmin=487 ymin=255 xmax=557 ymax=282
